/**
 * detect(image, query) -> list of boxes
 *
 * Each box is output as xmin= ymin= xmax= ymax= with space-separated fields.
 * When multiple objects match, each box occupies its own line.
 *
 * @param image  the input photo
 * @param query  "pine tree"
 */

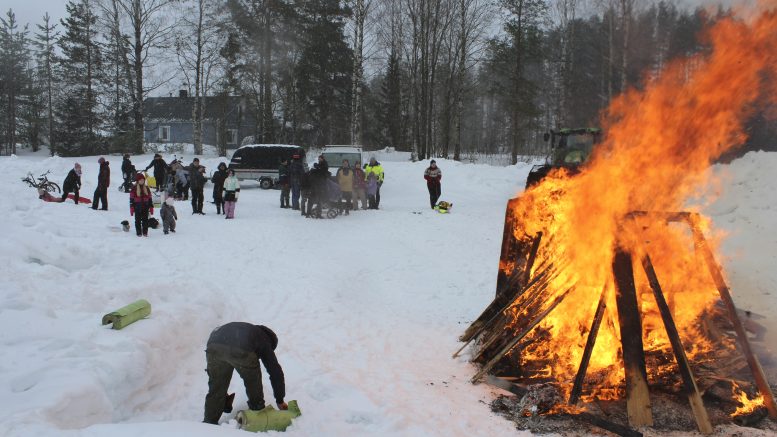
xmin=33 ymin=13 xmax=59 ymax=155
xmin=295 ymin=0 xmax=353 ymax=146
xmin=380 ymin=47 xmax=403 ymax=151
xmin=56 ymin=0 xmax=104 ymax=156
xmin=0 ymin=10 xmax=31 ymax=155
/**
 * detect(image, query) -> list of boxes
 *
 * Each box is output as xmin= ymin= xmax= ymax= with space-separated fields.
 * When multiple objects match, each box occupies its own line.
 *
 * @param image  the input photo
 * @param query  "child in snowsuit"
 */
xmin=352 ymin=161 xmax=367 ymax=210
xmin=161 ymin=197 xmax=177 ymax=234
xmin=366 ymin=171 xmax=379 ymax=210
xmin=130 ymin=173 xmax=154 ymax=237
xmin=61 ymin=163 xmax=82 ymax=204
xmin=223 ymin=169 xmax=240 ymax=219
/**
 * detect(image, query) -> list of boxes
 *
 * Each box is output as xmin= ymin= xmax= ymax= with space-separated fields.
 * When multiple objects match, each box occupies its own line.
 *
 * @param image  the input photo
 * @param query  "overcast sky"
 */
xmin=7 ymin=0 xmax=740 ymax=30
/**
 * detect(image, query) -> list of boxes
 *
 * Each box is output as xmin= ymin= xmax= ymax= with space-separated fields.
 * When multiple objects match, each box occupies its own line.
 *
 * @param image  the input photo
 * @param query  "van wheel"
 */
xmin=259 ymin=179 xmax=273 ymax=190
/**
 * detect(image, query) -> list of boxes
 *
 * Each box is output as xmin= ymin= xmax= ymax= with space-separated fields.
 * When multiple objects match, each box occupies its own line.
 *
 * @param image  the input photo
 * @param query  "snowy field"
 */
xmin=0 ymin=149 xmax=775 ymax=437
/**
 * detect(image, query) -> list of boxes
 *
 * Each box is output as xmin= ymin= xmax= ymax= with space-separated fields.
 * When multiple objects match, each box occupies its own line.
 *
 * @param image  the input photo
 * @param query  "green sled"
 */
xmin=236 ymin=400 xmax=301 ymax=432
xmin=101 ymin=299 xmax=151 ymax=330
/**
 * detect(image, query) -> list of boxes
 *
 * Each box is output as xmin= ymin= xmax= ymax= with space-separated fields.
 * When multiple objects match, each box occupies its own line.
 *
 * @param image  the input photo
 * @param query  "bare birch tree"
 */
xmin=114 ymin=0 xmax=178 ymax=153
xmin=176 ymin=0 xmax=226 ymax=154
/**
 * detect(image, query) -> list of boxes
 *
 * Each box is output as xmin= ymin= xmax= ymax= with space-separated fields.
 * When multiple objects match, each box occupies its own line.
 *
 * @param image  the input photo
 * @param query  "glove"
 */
xmin=130 ymin=207 xmax=134 ymax=216
xmin=149 ymin=207 xmax=154 ymax=215
xmin=277 ymin=401 xmax=288 ymax=410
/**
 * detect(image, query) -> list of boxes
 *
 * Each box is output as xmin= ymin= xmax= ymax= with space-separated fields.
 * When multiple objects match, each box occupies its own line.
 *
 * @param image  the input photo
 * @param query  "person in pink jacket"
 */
xmin=130 ymin=173 xmax=154 ymax=237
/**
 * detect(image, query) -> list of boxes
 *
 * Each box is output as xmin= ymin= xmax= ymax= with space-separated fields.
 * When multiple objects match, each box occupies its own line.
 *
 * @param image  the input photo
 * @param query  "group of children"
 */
xmin=124 ymin=160 xmax=241 ymax=237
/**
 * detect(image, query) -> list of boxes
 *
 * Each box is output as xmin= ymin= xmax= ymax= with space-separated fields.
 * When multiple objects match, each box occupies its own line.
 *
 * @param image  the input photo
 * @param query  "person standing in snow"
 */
xmin=61 ymin=163 xmax=82 ymax=204
xmin=336 ymin=159 xmax=354 ymax=215
xmin=203 ymin=322 xmax=287 ymax=425
xmin=366 ymin=169 xmax=379 ymax=209
xmin=188 ymin=158 xmax=206 ymax=215
xmin=317 ymin=154 xmax=329 ymax=173
xmin=121 ymin=154 xmax=134 ymax=193
xmin=129 ymin=173 xmax=154 ymax=237
xmin=144 ymin=154 xmax=168 ymax=193
xmin=424 ymin=160 xmax=442 ymax=209
xmin=279 ymin=158 xmax=291 ymax=208
xmin=351 ymin=160 xmax=367 ymax=210
xmin=223 ymin=168 xmax=240 ymax=219
xmin=289 ymin=154 xmax=304 ymax=210
xmin=92 ymin=157 xmax=110 ymax=210
xmin=160 ymin=197 xmax=177 ymax=234
xmin=364 ymin=157 xmax=384 ymax=209
xmin=299 ymin=169 xmax=312 ymax=217
xmin=307 ymin=163 xmax=329 ymax=218
xmin=211 ymin=162 xmax=228 ymax=215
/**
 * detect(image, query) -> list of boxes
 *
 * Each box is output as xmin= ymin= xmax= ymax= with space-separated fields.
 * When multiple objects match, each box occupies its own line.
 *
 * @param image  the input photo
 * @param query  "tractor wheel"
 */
xmin=259 ymin=178 xmax=273 ymax=190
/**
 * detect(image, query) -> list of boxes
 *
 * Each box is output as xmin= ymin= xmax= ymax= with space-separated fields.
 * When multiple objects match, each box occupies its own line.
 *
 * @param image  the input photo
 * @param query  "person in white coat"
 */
xmin=223 ymin=169 xmax=241 ymax=219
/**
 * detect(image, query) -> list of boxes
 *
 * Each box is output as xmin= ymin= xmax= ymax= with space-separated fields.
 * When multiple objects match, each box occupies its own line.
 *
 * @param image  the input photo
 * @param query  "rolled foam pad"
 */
xmin=101 ymin=299 xmax=151 ymax=330
xmin=236 ymin=400 xmax=301 ymax=432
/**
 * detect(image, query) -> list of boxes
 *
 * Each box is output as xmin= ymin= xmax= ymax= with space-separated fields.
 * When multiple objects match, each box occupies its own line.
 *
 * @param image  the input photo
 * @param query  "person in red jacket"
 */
xmin=130 ymin=173 xmax=154 ymax=237
xmin=423 ymin=160 xmax=442 ymax=209
xmin=92 ymin=157 xmax=110 ymax=210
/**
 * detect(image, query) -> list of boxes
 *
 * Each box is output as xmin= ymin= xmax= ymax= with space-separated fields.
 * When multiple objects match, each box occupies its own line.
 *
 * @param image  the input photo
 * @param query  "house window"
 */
xmin=228 ymin=129 xmax=238 ymax=145
xmin=158 ymin=126 xmax=171 ymax=142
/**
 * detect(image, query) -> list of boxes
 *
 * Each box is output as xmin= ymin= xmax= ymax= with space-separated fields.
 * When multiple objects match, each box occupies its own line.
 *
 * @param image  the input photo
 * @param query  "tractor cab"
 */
xmin=525 ymin=128 xmax=601 ymax=188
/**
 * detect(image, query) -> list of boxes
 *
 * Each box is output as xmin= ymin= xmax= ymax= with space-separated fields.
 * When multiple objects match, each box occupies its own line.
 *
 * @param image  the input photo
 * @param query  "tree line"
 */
xmin=2 ymin=0 xmax=767 ymax=161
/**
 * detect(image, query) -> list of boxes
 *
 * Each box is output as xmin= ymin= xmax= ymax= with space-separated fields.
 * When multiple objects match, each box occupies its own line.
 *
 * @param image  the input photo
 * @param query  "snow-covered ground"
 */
xmin=0 ymin=149 xmax=775 ymax=436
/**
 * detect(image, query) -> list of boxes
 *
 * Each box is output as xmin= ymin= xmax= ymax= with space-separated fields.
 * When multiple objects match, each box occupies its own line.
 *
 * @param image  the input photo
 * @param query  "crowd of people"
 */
xmin=54 ymin=152 xmax=443 ymax=236
xmin=287 ymin=154 xmax=386 ymax=218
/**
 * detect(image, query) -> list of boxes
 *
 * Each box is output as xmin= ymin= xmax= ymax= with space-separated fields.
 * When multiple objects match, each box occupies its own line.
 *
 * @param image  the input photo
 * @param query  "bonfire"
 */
xmin=458 ymin=3 xmax=777 ymax=435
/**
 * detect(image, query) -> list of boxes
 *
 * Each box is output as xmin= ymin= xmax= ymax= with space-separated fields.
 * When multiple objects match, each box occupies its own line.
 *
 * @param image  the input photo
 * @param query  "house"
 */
xmin=143 ymin=91 xmax=258 ymax=148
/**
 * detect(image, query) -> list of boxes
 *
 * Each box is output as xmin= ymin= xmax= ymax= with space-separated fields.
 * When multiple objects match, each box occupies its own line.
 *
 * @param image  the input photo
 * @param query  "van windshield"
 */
xmin=322 ymin=152 xmax=362 ymax=168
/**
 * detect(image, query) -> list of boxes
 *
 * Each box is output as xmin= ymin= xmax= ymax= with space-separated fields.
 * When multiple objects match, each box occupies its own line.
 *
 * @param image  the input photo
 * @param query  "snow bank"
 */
xmin=0 ymin=154 xmax=531 ymax=436
xmin=0 ymin=150 xmax=774 ymax=436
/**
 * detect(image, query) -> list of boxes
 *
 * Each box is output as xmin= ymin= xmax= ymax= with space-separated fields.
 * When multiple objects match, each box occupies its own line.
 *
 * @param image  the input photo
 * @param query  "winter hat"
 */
xmin=258 ymin=325 xmax=279 ymax=350
xmin=135 ymin=173 xmax=146 ymax=182
xmin=218 ymin=162 xmax=227 ymax=170
xmin=98 ymin=157 xmax=105 ymax=164
xmin=74 ymin=163 xmax=82 ymax=175
xmin=430 ymin=159 xmax=436 ymax=164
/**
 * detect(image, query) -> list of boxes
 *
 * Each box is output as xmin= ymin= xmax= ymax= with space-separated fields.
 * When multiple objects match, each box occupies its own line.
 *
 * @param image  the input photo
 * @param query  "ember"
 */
xmin=458 ymin=2 xmax=777 ymax=434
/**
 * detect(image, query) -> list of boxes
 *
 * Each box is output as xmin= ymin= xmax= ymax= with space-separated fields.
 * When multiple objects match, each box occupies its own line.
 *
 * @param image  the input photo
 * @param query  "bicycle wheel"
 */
xmin=45 ymin=182 xmax=61 ymax=193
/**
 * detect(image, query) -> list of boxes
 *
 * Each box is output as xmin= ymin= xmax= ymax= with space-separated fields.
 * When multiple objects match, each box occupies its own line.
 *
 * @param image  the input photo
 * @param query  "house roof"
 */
xmin=144 ymin=96 xmax=255 ymax=124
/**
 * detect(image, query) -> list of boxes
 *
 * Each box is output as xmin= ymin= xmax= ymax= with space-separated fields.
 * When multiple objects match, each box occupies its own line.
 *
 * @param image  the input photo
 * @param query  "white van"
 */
xmin=320 ymin=145 xmax=364 ymax=173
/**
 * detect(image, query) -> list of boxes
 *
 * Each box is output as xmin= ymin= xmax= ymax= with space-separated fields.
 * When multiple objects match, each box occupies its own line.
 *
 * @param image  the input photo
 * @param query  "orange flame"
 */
xmin=505 ymin=3 xmax=777 ymax=396
xmin=731 ymin=382 xmax=765 ymax=416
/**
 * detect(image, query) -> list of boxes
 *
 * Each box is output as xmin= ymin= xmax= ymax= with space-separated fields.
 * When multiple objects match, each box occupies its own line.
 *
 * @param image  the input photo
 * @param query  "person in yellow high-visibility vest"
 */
xmin=364 ymin=157 xmax=384 ymax=209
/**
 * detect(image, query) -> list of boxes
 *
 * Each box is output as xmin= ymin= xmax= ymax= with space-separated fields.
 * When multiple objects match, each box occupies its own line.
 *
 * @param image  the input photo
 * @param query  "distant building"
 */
xmin=143 ymin=91 xmax=257 ymax=147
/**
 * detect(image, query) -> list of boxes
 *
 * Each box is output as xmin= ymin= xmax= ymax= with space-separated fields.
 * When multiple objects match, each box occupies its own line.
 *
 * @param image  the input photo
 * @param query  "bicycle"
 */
xmin=21 ymin=170 xmax=61 ymax=193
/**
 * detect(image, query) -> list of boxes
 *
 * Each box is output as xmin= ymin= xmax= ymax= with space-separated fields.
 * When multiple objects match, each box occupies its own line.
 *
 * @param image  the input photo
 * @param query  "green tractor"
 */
xmin=491 ymin=128 xmax=602 ymax=299
xmin=525 ymin=127 xmax=602 ymax=188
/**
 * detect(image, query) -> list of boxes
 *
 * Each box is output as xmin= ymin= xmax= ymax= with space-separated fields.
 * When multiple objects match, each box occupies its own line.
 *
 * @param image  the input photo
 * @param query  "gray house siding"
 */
xmin=143 ymin=95 xmax=257 ymax=148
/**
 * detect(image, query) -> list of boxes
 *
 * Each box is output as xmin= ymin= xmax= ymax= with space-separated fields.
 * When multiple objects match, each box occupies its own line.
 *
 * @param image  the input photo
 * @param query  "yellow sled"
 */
xmin=144 ymin=172 xmax=157 ymax=189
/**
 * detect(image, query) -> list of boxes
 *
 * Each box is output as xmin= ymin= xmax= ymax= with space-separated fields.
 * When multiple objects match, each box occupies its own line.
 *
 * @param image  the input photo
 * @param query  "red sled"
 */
xmin=39 ymin=191 xmax=92 ymax=204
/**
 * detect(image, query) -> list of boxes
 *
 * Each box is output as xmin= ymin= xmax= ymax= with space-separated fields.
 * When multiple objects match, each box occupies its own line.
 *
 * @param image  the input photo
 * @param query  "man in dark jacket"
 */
xmin=307 ymin=163 xmax=330 ymax=218
xmin=61 ymin=163 xmax=82 ymax=204
xmin=289 ymin=155 xmax=304 ymax=210
xmin=188 ymin=158 xmax=206 ymax=214
xmin=121 ymin=154 xmax=134 ymax=193
xmin=92 ymin=157 xmax=110 ymax=210
xmin=278 ymin=158 xmax=290 ymax=208
xmin=211 ymin=162 xmax=228 ymax=215
xmin=203 ymin=322 xmax=287 ymax=425
xmin=144 ymin=154 xmax=167 ymax=192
